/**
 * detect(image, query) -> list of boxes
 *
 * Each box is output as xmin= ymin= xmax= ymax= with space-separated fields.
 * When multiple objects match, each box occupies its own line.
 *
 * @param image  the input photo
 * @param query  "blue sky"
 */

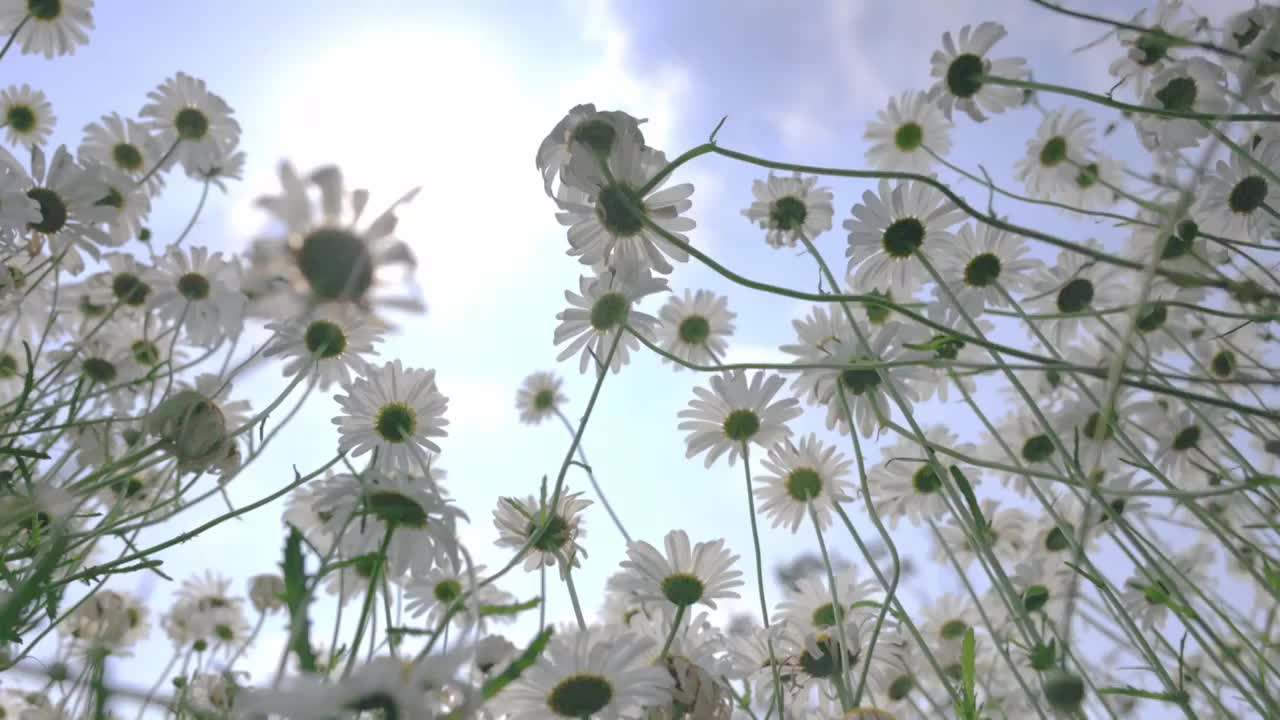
xmin=11 ymin=0 xmax=1258 ymax=698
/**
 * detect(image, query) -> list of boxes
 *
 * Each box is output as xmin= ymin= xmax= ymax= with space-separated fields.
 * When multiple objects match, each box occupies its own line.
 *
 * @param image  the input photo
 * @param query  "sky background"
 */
xmin=7 ymin=0 xmax=1262 ymax=711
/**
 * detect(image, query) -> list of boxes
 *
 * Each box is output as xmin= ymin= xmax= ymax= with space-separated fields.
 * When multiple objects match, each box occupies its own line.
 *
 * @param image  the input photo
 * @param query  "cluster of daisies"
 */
xmin=2 ymin=1 xmax=1280 ymax=720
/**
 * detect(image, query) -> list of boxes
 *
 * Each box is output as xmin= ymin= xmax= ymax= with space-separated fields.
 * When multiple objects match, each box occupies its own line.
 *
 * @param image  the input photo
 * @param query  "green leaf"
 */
xmin=950 ymin=466 xmax=989 ymax=540
xmin=482 ymin=628 xmax=554 ymax=700
xmin=1064 ymin=561 xmax=1106 ymax=589
xmin=45 ymin=585 xmax=64 ymax=622
xmin=281 ymin=527 xmax=317 ymax=673
xmin=958 ymin=627 xmax=978 ymax=720
xmin=0 ymin=446 xmax=50 ymax=459
xmin=0 ymin=531 xmax=69 ymax=644
xmin=1098 ymin=686 xmax=1190 ymax=704
xmin=478 ymin=597 xmax=541 ymax=617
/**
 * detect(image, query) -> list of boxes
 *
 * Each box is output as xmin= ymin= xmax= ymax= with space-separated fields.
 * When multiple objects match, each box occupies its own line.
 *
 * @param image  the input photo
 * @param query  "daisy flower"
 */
xmin=78 ymin=112 xmax=165 ymax=195
xmin=1225 ymin=5 xmax=1280 ymax=110
xmin=772 ymin=615 xmax=878 ymax=703
xmin=929 ymin=22 xmax=1029 ymax=122
xmin=94 ymin=165 xmax=151 ymax=245
xmin=1128 ymin=205 xmax=1224 ymax=280
xmin=162 ymin=573 xmax=252 ymax=656
xmin=1201 ymin=136 xmax=1280 ymax=243
xmin=844 ymin=179 xmax=965 ymax=298
xmin=1188 ymin=319 xmax=1270 ymax=398
xmin=991 ymin=557 xmax=1074 ymax=630
xmin=618 ymin=529 xmax=743 ymax=609
xmin=628 ymin=610 xmax=734 ymax=719
xmin=1014 ymin=108 xmax=1096 ymax=199
xmin=85 ymin=250 xmax=151 ymax=312
xmin=1120 ymin=543 xmax=1213 ymax=631
xmin=931 ymin=498 xmax=1032 ymax=566
xmin=1135 ymin=58 xmax=1229 ymax=151
xmin=864 ymin=90 xmax=952 ymax=173
xmin=931 ymin=222 xmax=1042 ymax=313
xmin=1109 ymin=0 xmax=1203 ymax=99
xmin=1026 ymin=244 xmax=1126 ymax=349
xmin=474 ymin=634 xmax=519 ymax=681
xmin=867 ymin=425 xmax=976 ymax=528
xmin=1063 ymin=153 xmax=1123 ymax=211
xmin=492 ymin=487 xmax=592 ymax=576
xmin=655 ymin=288 xmax=735 ymax=367
xmin=1145 ymin=402 xmax=1227 ymax=481
xmin=754 ymin=433 xmax=854 ymax=533
xmin=314 ymin=470 xmax=465 ymax=579
xmin=0 ymin=150 xmax=39 ymax=232
xmin=1053 ymin=389 xmax=1137 ymax=471
xmin=537 ymin=103 xmax=646 ymax=200
xmin=677 ymin=370 xmax=801 ymax=468
xmin=0 ymin=84 xmax=55 ymax=149
xmin=243 ymin=654 xmax=470 ymax=720
xmin=284 ymin=475 xmax=340 ymax=556
xmin=19 ymin=144 xmax=114 ymax=274
xmin=0 ymin=341 xmax=31 ymax=404
xmin=779 ymin=304 xmax=849 ymax=373
xmin=185 ymin=135 xmax=245 ymax=192
xmin=516 ymin=371 xmax=567 ymax=426
xmin=110 ymin=312 xmax=180 ymax=384
xmin=0 ymin=0 xmax=93 ymax=58
xmin=500 ymin=629 xmax=672 ymax=720
xmin=140 ymin=72 xmax=241 ymax=175
xmin=404 ymin=562 xmax=514 ymax=630
xmin=919 ymin=592 xmax=980 ymax=650
xmin=148 ymin=243 xmax=246 ymax=347
xmin=55 ymin=334 xmax=135 ymax=412
xmin=987 ymin=409 xmax=1060 ymax=496
xmin=791 ymin=322 xmax=929 ymax=438
xmin=555 ymin=136 xmax=695 ymax=274
xmin=264 ymin=303 xmax=383 ymax=390
xmin=553 ymin=258 xmax=668 ymax=375
xmin=741 ymin=172 xmax=834 ymax=248
xmin=60 ymin=589 xmax=150 ymax=656
xmin=333 ymin=359 xmax=449 ymax=473
xmin=776 ymin=571 xmax=879 ymax=635
xmin=247 ymin=161 xmax=422 ymax=315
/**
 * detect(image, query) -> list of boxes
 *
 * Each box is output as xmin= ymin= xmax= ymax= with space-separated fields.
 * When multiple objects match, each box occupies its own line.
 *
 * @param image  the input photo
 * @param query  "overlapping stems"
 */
xmin=614 ymin=85 xmax=1280 ymax=711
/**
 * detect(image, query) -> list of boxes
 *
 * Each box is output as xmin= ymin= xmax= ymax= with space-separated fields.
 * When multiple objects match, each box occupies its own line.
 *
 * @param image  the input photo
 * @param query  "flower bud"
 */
xmin=147 ymin=389 xmax=235 ymax=474
xmin=249 ymin=574 xmax=286 ymax=614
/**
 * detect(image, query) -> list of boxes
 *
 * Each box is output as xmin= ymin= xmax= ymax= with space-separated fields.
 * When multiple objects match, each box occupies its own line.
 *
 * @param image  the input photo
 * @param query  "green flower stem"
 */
xmin=740 ymin=444 xmax=787 ymax=720
xmin=134 ymin=138 xmax=180 ymax=190
xmin=558 ymin=551 xmax=588 ymax=631
xmin=0 ymin=14 xmax=30 ymax=61
xmin=342 ymin=528 xmax=392 ymax=678
xmin=553 ymin=407 xmax=632 ymax=544
xmin=55 ymin=453 xmax=345 ymax=588
xmin=658 ymin=603 xmax=687 ymax=660
xmin=626 ymin=181 xmax=1278 ymax=422
xmin=704 ymin=143 xmax=1266 ymax=298
xmin=831 ymin=504 xmax=959 ymax=704
xmin=174 ymin=180 xmax=211 ymax=247
xmin=795 ymin=231 xmax=966 ymax=707
xmin=980 ymin=74 xmax=1280 ymax=122
xmin=1204 ymin=121 xmax=1280 ymax=193
xmin=946 ymin=368 xmax=1185 ymax=710
xmin=416 ymin=331 xmax=625 ymax=663
xmin=809 ymin=502 xmax=855 ymax=712
xmin=1027 ymin=0 xmax=1247 ymax=61
xmin=998 ymin=282 xmax=1277 ymax=714
xmin=927 ymin=518 xmax=1051 ymax=720
xmin=923 ymin=144 xmax=1149 ymax=227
